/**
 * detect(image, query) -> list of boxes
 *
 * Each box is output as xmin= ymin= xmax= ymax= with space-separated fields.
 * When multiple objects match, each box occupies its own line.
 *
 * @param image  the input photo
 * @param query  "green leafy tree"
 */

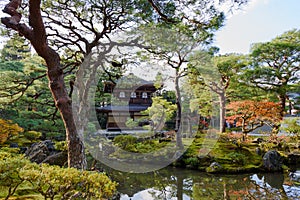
xmin=0 ymin=33 xmax=31 ymax=61
xmin=0 ymin=37 xmax=47 ymax=103
xmin=0 ymin=39 xmax=64 ymax=141
xmin=23 ymin=131 xmax=42 ymax=142
xmin=243 ymin=29 xmax=300 ymax=116
xmin=186 ymin=72 xmax=213 ymax=118
xmin=125 ymin=118 xmax=139 ymax=129
xmin=226 ymin=74 xmax=275 ymax=102
xmin=189 ymin=52 xmax=246 ymax=133
xmin=136 ymin=20 xmax=223 ymax=148
xmin=133 ymin=0 xmax=250 ymax=146
xmin=143 ymin=96 xmax=176 ymax=132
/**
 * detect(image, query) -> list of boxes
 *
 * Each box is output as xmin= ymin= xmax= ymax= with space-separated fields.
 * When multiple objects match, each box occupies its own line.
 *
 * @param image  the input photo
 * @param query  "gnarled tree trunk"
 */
xmin=1 ymin=0 xmax=86 ymax=169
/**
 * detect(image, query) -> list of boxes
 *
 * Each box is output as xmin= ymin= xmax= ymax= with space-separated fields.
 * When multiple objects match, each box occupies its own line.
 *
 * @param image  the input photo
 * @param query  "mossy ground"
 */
xmin=180 ymin=140 xmax=262 ymax=173
xmin=178 ymin=131 xmax=297 ymax=173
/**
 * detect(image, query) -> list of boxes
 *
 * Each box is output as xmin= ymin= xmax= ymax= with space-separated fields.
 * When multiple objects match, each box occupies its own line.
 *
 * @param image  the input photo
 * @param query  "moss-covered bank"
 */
xmin=174 ymin=132 xmax=299 ymax=174
xmin=109 ymin=132 xmax=299 ymax=174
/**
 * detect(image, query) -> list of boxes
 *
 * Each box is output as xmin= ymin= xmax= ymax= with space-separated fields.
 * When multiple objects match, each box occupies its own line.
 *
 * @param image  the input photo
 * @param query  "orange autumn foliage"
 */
xmin=226 ymin=100 xmax=282 ymax=134
xmin=0 ymin=119 xmax=23 ymax=144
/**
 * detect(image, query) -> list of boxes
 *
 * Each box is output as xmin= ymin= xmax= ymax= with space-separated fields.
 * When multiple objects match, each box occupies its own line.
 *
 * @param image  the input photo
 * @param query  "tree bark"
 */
xmin=1 ymin=0 xmax=86 ymax=169
xmin=174 ymin=72 xmax=183 ymax=149
xmin=219 ymin=91 xmax=226 ymax=133
xmin=241 ymin=118 xmax=248 ymax=141
xmin=210 ymin=83 xmax=227 ymax=133
xmin=45 ymin=48 xmax=86 ymax=169
xmin=278 ymin=94 xmax=286 ymax=117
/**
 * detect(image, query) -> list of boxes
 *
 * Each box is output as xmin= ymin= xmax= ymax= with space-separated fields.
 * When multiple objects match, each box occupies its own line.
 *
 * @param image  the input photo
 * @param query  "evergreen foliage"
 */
xmin=0 ymin=151 xmax=117 ymax=200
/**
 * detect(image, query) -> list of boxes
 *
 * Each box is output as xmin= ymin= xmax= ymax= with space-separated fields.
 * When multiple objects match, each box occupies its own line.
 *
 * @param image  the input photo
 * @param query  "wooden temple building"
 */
xmin=96 ymin=73 xmax=157 ymax=131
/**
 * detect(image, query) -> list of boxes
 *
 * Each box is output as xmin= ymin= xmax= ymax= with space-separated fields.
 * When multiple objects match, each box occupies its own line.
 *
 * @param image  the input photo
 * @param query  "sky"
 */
xmin=215 ymin=0 xmax=300 ymax=54
xmin=0 ymin=0 xmax=299 ymax=55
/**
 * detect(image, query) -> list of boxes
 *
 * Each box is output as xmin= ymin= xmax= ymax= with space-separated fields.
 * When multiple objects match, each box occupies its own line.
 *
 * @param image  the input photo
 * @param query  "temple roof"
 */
xmin=104 ymin=73 xmax=155 ymax=89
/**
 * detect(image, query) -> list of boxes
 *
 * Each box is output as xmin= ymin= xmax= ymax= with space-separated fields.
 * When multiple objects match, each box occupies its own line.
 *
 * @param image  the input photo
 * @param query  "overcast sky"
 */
xmin=215 ymin=0 xmax=300 ymax=54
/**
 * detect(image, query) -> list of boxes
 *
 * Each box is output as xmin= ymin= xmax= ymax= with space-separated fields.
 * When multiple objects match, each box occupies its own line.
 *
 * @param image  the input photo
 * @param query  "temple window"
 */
xmin=142 ymin=92 xmax=148 ymax=99
xmin=131 ymin=92 xmax=137 ymax=98
xmin=119 ymin=91 xmax=125 ymax=98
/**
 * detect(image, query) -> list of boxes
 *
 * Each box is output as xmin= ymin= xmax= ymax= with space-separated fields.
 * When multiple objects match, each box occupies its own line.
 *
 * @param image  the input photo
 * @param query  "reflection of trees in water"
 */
xmin=147 ymin=172 xmax=193 ymax=200
xmin=192 ymin=175 xmax=241 ymax=199
xmin=100 ymin=165 xmax=299 ymax=199
xmin=192 ymin=173 xmax=291 ymax=200
xmin=247 ymin=173 xmax=290 ymax=199
xmin=104 ymin=167 xmax=194 ymax=199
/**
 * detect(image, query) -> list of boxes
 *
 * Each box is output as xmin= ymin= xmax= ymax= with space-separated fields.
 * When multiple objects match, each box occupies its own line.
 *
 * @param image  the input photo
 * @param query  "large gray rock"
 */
xmin=262 ymin=150 xmax=283 ymax=172
xmin=25 ymin=140 xmax=67 ymax=166
xmin=25 ymin=140 xmax=51 ymax=163
xmin=42 ymin=151 xmax=68 ymax=166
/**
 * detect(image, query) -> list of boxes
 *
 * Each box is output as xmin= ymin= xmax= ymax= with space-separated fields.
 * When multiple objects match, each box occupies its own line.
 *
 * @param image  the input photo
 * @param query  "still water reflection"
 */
xmin=104 ymin=167 xmax=300 ymax=200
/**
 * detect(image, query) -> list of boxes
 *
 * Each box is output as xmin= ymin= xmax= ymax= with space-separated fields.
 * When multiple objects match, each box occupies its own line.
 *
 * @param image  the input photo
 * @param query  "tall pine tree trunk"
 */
xmin=47 ymin=50 xmax=86 ymax=169
xmin=1 ymin=0 xmax=86 ymax=169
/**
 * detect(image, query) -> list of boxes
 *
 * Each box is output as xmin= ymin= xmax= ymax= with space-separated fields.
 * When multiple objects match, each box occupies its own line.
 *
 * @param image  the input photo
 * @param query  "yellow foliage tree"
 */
xmin=0 ymin=119 xmax=23 ymax=144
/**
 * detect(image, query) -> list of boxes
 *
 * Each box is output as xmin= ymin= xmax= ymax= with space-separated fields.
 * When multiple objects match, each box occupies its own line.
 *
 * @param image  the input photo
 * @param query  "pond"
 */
xmin=103 ymin=166 xmax=300 ymax=200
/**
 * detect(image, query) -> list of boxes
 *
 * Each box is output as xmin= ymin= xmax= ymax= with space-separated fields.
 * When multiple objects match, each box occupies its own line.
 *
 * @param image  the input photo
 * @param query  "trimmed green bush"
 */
xmin=113 ymin=135 xmax=169 ymax=153
xmin=113 ymin=135 xmax=137 ymax=150
xmin=0 ymin=151 xmax=117 ymax=199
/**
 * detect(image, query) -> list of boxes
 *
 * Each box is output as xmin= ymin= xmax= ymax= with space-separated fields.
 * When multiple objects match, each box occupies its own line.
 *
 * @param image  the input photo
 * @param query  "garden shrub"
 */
xmin=113 ymin=135 xmax=169 ymax=153
xmin=0 ymin=151 xmax=117 ymax=200
xmin=23 ymin=131 xmax=42 ymax=142
xmin=0 ymin=153 xmax=35 ymax=200
xmin=26 ymin=164 xmax=117 ymax=199
xmin=0 ymin=119 xmax=23 ymax=145
xmin=113 ymin=135 xmax=137 ymax=150
xmin=0 ymin=146 xmax=20 ymax=154
xmin=54 ymin=141 xmax=67 ymax=151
